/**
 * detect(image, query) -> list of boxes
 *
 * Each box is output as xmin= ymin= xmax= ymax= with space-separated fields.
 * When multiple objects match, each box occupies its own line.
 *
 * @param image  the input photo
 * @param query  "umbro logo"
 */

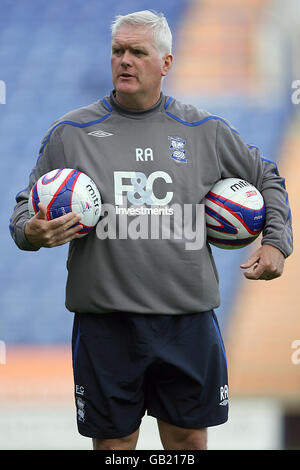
xmin=88 ymin=129 xmax=114 ymax=137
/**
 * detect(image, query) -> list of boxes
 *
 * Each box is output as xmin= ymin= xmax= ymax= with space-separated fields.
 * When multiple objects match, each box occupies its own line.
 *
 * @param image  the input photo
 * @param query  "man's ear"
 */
xmin=161 ymin=53 xmax=173 ymax=77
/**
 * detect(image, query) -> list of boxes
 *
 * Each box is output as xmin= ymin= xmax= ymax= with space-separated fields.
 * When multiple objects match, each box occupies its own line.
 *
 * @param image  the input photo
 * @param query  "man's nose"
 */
xmin=121 ymin=50 xmax=133 ymax=67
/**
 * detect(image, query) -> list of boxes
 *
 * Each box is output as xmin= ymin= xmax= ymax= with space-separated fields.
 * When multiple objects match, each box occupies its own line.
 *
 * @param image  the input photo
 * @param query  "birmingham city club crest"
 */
xmin=168 ymin=136 xmax=187 ymax=163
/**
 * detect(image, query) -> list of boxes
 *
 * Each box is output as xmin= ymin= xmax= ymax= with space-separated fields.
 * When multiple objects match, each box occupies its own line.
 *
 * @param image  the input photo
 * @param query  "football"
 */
xmin=28 ymin=168 xmax=101 ymax=237
xmin=204 ymin=178 xmax=265 ymax=249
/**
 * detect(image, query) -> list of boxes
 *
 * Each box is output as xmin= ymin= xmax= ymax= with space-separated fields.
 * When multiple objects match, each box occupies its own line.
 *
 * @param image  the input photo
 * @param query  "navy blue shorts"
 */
xmin=72 ymin=310 xmax=228 ymax=439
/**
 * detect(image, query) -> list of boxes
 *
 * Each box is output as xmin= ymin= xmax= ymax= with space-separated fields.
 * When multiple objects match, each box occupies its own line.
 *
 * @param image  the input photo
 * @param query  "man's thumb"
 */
xmin=240 ymin=252 xmax=260 ymax=269
xmin=36 ymin=202 xmax=47 ymax=220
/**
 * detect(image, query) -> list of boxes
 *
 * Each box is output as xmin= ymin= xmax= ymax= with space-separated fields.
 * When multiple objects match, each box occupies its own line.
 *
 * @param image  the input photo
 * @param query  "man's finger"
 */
xmin=61 ymin=215 xmax=82 ymax=232
xmin=46 ymin=211 xmax=81 ymax=229
xmin=56 ymin=225 xmax=84 ymax=246
xmin=60 ymin=222 xmax=83 ymax=239
xmin=44 ymin=222 xmax=83 ymax=248
xmin=242 ymin=261 xmax=264 ymax=280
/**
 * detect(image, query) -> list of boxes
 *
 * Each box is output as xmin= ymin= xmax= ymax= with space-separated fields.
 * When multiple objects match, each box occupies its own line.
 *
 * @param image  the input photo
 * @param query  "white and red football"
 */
xmin=28 ymin=168 xmax=101 ymax=237
xmin=205 ymin=178 xmax=265 ymax=249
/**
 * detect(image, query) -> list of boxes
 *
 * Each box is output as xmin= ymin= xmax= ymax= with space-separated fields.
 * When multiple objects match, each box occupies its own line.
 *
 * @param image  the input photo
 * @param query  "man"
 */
xmin=10 ymin=10 xmax=292 ymax=450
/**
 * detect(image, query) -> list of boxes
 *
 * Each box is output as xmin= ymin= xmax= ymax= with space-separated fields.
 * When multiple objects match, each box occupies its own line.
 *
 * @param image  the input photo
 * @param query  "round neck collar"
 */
xmin=109 ymin=90 xmax=164 ymax=117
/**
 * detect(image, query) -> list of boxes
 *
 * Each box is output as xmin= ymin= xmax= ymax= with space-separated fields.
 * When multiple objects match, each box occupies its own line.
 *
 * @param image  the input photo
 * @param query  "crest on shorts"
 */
xmin=76 ymin=396 xmax=86 ymax=422
xmin=168 ymin=136 xmax=187 ymax=163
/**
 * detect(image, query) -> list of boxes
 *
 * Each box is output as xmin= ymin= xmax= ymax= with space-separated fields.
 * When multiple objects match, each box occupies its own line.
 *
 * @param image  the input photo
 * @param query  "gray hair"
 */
xmin=111 ymin=10 xmax=172 ymax=57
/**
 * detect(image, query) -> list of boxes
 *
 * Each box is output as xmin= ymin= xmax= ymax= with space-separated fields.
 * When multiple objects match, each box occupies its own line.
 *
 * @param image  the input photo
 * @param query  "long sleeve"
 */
xmin=215 ymin=119 xmax=293 ymax=258
xmin=9 ymin=125 xmax=66 ymax=251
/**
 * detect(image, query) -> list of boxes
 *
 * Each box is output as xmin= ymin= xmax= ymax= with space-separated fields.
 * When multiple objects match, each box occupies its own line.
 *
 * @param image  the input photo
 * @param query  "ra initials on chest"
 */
xmin=135 ymin=147 xmax=154 ymax=162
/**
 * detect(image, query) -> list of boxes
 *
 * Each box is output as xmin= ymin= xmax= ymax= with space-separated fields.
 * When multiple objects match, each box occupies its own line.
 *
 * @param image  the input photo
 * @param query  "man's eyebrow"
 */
xmin=130 ymin=45 xmax=147 ymax=51
xmin=112 ymin=42 xmax=147 ymax=51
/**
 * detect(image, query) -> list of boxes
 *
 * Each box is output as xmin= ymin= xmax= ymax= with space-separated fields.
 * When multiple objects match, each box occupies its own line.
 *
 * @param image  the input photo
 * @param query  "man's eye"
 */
xmin=113 ymin=48 xmax=122 ymax=55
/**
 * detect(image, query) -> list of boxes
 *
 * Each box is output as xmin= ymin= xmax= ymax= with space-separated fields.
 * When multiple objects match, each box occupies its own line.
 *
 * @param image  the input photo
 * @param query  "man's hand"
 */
xmin=25 ymin=202 xmax=83 ymax=248
xmin=240 ymin=244 xmax=285 ymax=280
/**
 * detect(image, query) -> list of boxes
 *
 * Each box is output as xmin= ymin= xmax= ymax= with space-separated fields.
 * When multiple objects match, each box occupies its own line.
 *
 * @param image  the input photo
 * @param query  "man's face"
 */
xmin=111 ymin=24 xmax=172 ymax=109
